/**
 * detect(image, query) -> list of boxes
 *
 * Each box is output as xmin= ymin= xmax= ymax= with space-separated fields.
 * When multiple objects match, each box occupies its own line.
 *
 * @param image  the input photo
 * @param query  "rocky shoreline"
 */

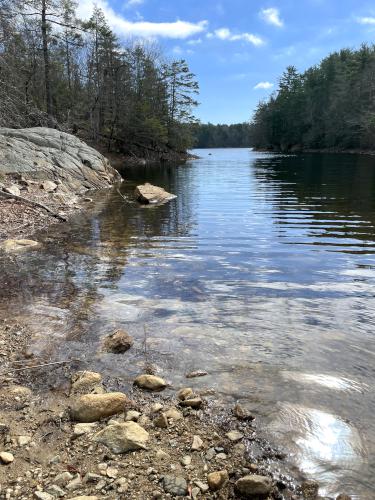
xmin=0 ymin=319 xmax=353 ymax=500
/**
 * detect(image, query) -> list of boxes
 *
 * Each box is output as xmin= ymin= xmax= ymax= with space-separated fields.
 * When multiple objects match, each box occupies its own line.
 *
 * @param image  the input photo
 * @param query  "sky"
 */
xmin=77 ymin=0 xmax=375 ymax=124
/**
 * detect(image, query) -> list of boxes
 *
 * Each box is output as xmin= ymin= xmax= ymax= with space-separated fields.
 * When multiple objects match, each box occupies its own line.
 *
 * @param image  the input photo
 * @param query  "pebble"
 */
xmin=216 ymin=452 xmax=227 ymax=460
xmin=34 ymin=493 xmax=53 ymax=500
xmin=0 ymin=452 xmax=14 ymax=464
xmin=154 ymin=413 xmax=169 ymax=429
xmin=17 ymin=435 xmax=31 ymax=446
xmin=65 ymin=475 xmax=82 ymax=491
xmin=151 ymin=403 xmax=164 ymax=413
xmin=207 ymin=470 xmax=229 ymax=491
xmin=205 ymin=447 xmax=216 ymax=460
xmin=195 ymin=480 xmax=209 ymax=493
xmin=233 ymin=403 xmax=254 ymax=421
xmin=181 ymin=455 xmax=192 ymax=466
xmin=73 ymin=423 xmax=98 ymax=436
xmin=180 ymin=397 xmax=203 ymax=409
xmin=134 ymin=374 xmax=167 ymax=391
xmin=191 ymin=435 xmax=204 ymax=451
xmin=186 ymin=370 xmax=208 ymax=378
xmin=46 ymin=485 xmax=65 ymax=498
xmin=54 ymin=472 xmax=74 ymax=486
xmin=177 ymin=388 xmax=193 ymax=401
xmin=125 ymin=410 xmax=141 ymax=422
xmin=226 ymin=430 xmax=244 ymax=442
xmin=162 ymin=475 xmax=188 ymax=496
xmin=235 ymin=474 xmax=272 ymax=498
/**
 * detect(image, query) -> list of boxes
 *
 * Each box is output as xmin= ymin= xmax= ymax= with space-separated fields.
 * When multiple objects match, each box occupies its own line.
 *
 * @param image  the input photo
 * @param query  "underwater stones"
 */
xmin=134 ymin=374 xmax=167 ymax=392
xmin=0 ymin=239 xmax=40 ymax=252
xmin=70 ymin=393 xmax=128 ymax=422
xmin=103 ymin=329 xmax=133 ymax=353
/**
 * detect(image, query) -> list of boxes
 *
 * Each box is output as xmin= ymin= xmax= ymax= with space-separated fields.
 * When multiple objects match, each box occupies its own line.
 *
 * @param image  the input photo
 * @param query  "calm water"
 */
xmin=2 ymin=149 xmax=375 ymax=498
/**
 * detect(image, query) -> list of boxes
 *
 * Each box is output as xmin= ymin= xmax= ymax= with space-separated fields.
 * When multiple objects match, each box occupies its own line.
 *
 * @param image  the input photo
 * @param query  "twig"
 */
xmin=0 ymin=359 xmax=80 ymax=375
xmin=0 ymin=190 xmax=67 ymax=221
xmin=116 ymin=188 xmax=128 ymax=202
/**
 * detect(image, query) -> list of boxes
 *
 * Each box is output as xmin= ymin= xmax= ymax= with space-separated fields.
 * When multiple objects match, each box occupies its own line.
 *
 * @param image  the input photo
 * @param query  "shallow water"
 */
xmin=1 ymin=149 xmax=375 ymax=498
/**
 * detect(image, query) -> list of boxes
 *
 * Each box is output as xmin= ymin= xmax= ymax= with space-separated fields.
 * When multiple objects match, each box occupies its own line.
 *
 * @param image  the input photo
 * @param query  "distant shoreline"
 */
xmin=254 ymin=147 xmax=375 ymax=156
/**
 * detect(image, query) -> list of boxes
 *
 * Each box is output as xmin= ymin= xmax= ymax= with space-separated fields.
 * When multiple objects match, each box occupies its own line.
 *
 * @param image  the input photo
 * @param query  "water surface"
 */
xmin=2 ymin=149 xmax=375 ymax=498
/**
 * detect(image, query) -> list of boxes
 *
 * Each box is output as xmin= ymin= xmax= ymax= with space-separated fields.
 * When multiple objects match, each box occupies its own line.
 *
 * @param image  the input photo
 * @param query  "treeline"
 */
xmin=193 ymin=123 xmax=251 ymax=148
xmin=250 ymin=44 xmax=375 ymax=152
xmin=0 ymin=0 xmax=199 ymax=156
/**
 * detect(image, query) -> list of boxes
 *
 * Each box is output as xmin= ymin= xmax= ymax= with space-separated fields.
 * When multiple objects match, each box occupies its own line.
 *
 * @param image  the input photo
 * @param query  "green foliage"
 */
xmin=250 ymin=44 xmax=375 ymax=151
xmin=193 ymin=123 xmax=251 ymax=148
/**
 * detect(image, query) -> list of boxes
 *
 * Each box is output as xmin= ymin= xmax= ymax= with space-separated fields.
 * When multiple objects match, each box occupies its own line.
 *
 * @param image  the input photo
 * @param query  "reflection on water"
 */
xmin=1 ymin=149 xmax=375 ymax=498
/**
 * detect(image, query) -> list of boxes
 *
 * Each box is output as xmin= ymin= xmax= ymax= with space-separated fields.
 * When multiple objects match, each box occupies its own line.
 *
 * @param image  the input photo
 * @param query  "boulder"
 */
xmin=0 ymin=239 xmax=40 ymax=252
xmin=70 ymin=392 xmax=128 ymax=422
xmin=0 ymin=127 xmax=121 ymax=191
xmin=134 ymin=374 xmax=167 ymax=391
xmin=207 ymin=470 xmax=229 ymax=491
xmin=93 ymin=422 xmax=149 ymax=453
xmin=103 ymin=329 xmax=133 ymax=354
xmin=235 ymin=475 xmax=272 ymax=498
xmin=135 ymin=183 xmax=176 ymax=205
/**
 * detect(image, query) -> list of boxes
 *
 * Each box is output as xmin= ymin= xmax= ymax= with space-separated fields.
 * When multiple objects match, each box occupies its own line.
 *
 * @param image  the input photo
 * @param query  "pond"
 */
xmin=2 ymin=149 xmax=375 ymax=498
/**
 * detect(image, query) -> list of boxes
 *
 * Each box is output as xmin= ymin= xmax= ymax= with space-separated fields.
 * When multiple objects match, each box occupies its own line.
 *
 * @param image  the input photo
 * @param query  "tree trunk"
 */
xmin=41 ymin=0 xmax=53 ymax=118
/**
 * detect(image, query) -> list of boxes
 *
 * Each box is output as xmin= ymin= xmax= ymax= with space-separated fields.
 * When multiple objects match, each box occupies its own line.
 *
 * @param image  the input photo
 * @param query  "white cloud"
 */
xmin=125 ymin=0 xmax=144 ymax=7
xmin=254 ymin=81 xmax=274 ymax=90
xmin=187 ymin=38 xmax=202 ymax=45
xmin=260 ymin=8 xmax=283 ymax=28
xmin=210 ymin=27 xmax=264 ymax=46
xmin=77 ymin=0 xmax=208 ymax=39
xmin=357 ymin=16 xmax=375 ymax=25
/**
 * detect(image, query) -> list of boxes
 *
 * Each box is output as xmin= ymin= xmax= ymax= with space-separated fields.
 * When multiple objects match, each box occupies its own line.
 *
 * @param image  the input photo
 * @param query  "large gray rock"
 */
xmin=235 ymin=475 xmax=272 ymax=498
xmin=70 ymin=392 xmax=128 ymax=422
xmin=0 ymin=127 xmax=120 ymax=191
xmin=135 ymin=183 xmax=176 ymax=205
xmin=93 ymin=422 xmax=149 ymax=453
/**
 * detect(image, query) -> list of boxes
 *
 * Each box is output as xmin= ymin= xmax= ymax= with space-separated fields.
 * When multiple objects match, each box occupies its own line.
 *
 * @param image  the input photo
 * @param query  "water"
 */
xmin=1 ymin=149 xmax=375 ymax=498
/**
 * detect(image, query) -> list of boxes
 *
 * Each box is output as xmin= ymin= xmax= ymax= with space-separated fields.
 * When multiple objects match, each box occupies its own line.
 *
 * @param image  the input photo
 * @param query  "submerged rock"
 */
xmin=233 ymin=403 xmax=254 ymax=421
xmin=70 ymin=392 xmax=128 ymax=422
xmin=103 ymin=329 xmax=133 ymax=353
xmin=135 ymin=183 xmax=176 ymax=205
xmin=0 ymin=239 xmax=40 ymax=252
xmin=235 ymin=474 xmax=272 ymax=498
xmin=93 ymin=422 xmax=149 ymax=453
xmin=186 ymin=370 xmax=208 ymax=379
xmin=134 ymin=374 xmax=167 ymax=391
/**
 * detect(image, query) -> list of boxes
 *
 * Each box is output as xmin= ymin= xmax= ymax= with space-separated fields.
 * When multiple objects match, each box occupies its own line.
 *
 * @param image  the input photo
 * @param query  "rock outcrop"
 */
xmin=0 ymin=127 xmax=121 ymax=191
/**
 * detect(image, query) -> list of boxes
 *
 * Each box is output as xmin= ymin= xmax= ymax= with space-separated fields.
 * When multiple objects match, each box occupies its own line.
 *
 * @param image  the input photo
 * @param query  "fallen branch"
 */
xmin=0 ymin=359 xmax=79 ymax=375
xmin=0 ymin=190 xmax=67 ymax=222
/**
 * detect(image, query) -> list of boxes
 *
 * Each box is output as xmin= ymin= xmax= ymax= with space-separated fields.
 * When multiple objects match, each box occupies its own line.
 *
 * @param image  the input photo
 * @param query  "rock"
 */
xmin=207 ymin=470 xmax=229 ymax=491
xmin=54 ymin=472 xmax=74 ymax=486
xmin=4 ymin=184 xmax=21 ymax=196
xmin=162 ymin=475 xmax=188 ymax=496
xmin=177 ymin=388 xmax=194 ymax=401
xmin=181 ymin=455 xmax=191 ymax=466
xmin=194 ymin=481 xmax=209 ymax=493
xmin=226 ymin=430 xmax=244 ymax=442
xmin=17 ymin=435 xmax=31 ymax=446
xmin=46 ymin=485 xmax=65 ymax=498
xmin=155 ymin=449 xmax=170 ymax=461
xmin=135 ymin=183 xmax=176 ymax=205
xmin=151 ymin=403 xmax=164 ymax=413
xmin=336 ymin=495 xmax=352 ymax=500
xmin=70 ymin=371 xmax=103 ymax=395
xmin=205 ymin=447 xmax=216 ymax=460
xmin=66 ymin=475 xmax=82 ymax=491
xmin=216 ymin=453 xmax=227 ymax=460
xmin=83 ymin=473 xmax=102 ymax=484
xmin=106 ymin=466 xmax=118 ymax=478
xmin=70 ymin=392 xmax=128 ymax=422
xmin=34 ymin=493 xmax=53 ymax=500
xmin=192 ymin=487 xmax=200 ymax=499
xmin=0 ymin=127 xmax=121 ymax=191
xmin=191 ymin=435 xmax=203 ymax=451
xmin=40 ymin=180 xmax=57 ymax=192
xmin=103 ymin=329 xmax=133 ymax=353
xmin=154 ymin=413 xmax=168 ymax=429
xmin=180 ymin=397 xmax=203 ymax=409
xmin=186 ymin=370 xmax=208 ymax=379
xmin=233 ymin=403 xmax=254 ymax=421
xmin=125 ymin=410 xmax=141 ymax=422
xmin=0 ymin=451 xmax=14 ymax=464
xmin=134 ymin=374 xmax=167 ymax=391
xmin=73 ymin=423 xmax=98 ymax=436
xmin=67 ymin=497 xmax=98 ymax=500
xmin=0 ymin=239 xmax=40 ymax=252
xmin=165 ymin=407 xmax=183 ymax=421
xmin=302 ymin=480 xmax=319 ymax=499
xmin=93 ymin=421 xmax=149 ymax=453
xmin=235 ymin=475 xmax=272 ymax=498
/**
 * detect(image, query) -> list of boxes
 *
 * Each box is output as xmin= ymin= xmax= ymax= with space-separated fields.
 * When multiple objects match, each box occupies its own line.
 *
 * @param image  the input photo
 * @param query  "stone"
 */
xmin=125 ymin=410 xmax=141 ymax=422
xmin=83 ymin=473 xmax=102 ymax=484
xmin=17 ymin=435 xmax=31 ymax=446
xmin=135 ymin=183 xmax=176 ymax=205
xmin=93 ymin=421 xmax=149 ymax=453
xmin=226 ymin=430 xmax=244 ymax=442
xmin=302 ymin=480 xmax=319 ymax=500
xmin=70 ymin=392 xmax=128 ymax=422
xmin=191 ymin=435 xmax=203 ymax=451
xmin=103 ymin=329 xmax=133 ymax=353
xmin=67 ymin=497 xmax=98 ymax=500
xmin=73 ymin=423 xmax=98 ymax=436
xmin=336 ymin=495 xmax=352 ymax=500
xmin=66 ymin=476 xmax=82 ymax=491
xmin=177 ymin=388 xmax=193 ymax=401
xmin=54 ymin=472 xmax=74 ymax=486
xmin=40 ymin=180 xmax=57 ymax=192
xmin=165 ymin=407 xmax=183 ymax=421
xmin=151 ymin=403 xmax=164 ymax=413
xmin=205 ymin=448 xmax=216 ymax=460
xmin=106 ymin=466 xmax=118 ymax=479
xmin=4 ymin=184 xmax=21 ymax=196
xmin=154 ymin=413 xmax=168 ymax=429
xmin=134 ymin=374 xmax=167 ymax=391
xmin=233 ymin=403 xmax=254 ymax=421
xmin=216 ymin=453 xmax=227 ymax=460
xmin=180 ymin=397 xmax=203 ymax=409
xmin=235 ymin=475 xmax=272 ymax=498
xmin=155 ymin=449 xmax=170 ymax=461
xmin=70 ymin=371 xmax=103 ymax=395
xmin=181 ymin=455 xmax=191 ymax=466
xmin=0 ymin=239 xmax=40 ymax=252
xmin=0 ymin=127 xmax=121 ymax=192
xmin=34 ymin=493 xmax=53 ymax=500
xmin=207 ymin=470 xmax=229 ymax=491
xmin=194 ymin=481 xmax=209 ymax=493
xmin=46 ymin=485 xmax=65 ymax=498
xmin=0 ymin=452 xmax=14 ymax=464
xmin=162 ymin=475 xmax=188 ymax=496
xmin=186 ymin=370 xmax=208 ymax=379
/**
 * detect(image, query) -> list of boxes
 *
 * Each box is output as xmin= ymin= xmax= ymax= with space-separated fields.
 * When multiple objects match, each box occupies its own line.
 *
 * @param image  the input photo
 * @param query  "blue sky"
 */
xmin=77 ymin=0 xmax=375 ymax=124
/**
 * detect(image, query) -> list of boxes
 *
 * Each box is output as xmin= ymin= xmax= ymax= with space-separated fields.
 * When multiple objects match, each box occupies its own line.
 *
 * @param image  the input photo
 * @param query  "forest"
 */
xmin=0 ymin=0 xmax=199 ymax=157
xmin=250 ymin=44 xmax=375 ymax=152
xmin=193 ymin=122 xmax=251 ymax=148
